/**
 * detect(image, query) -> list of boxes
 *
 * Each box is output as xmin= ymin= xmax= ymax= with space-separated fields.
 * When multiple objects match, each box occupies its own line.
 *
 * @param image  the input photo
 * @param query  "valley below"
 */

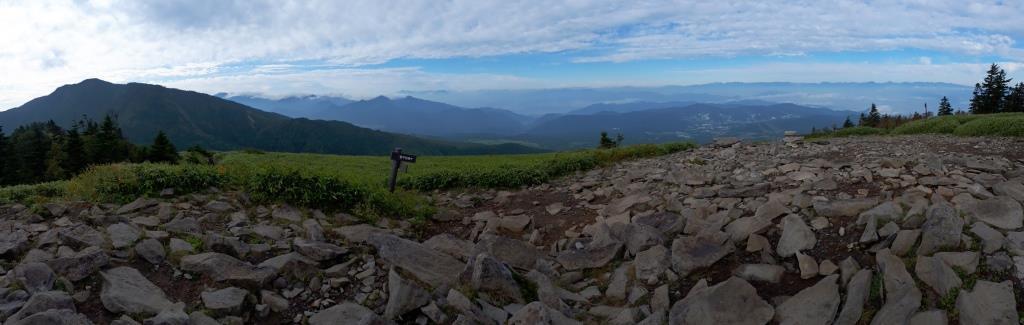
xmin=2 ymin=134 xmax=1024 ymax=324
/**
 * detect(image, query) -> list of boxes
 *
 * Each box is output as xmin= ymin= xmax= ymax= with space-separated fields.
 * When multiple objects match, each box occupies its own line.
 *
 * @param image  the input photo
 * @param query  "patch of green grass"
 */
xmin=869 ymin=272 xmax=884 ymax=302
xmin=806 ymin=126 xmax=888 ymax=139
xmin=185 ymin=235 xmax=204 ymax=252
xmin=891 ymin=112 xmax=1024 ymax=137
xmin=939 ymin=287 xmax=960 ymax=317
xmin=0 ymin=142 xmax=693 ymax=221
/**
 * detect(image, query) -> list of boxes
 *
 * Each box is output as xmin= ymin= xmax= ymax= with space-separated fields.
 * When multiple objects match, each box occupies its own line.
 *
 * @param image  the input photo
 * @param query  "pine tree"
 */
xmin=971 ymin=63 xmax=1012 ymax=114
xmin=44 ymin=141 xmax=65 ymax=180
xmin=937 ymin=96 xmax=953 ymax=116
xmin=0 ymin=127 xmax=8 ymax=185
xmin=866 ymin=104 xmax=881 ymax=127
xmin=1006 ymin=82 xmax=1024 ymax=113
xmin=969 ymin=83 xmax=984 ymax=114
xmin=842 ymin=117 xmax=854 ymax=128
xmin=62 ymin=129 xmax=86 ymax=175
xmin=598 ymin=131 xmax=616 ymax=149
xmin=148 ymin=131 xmax=179 ymax=163
xmin=858 ymin=113 xmax=866 ymax=126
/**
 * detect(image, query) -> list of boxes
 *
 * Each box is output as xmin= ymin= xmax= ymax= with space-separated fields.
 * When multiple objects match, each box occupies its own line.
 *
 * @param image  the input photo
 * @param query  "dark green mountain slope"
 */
xmin=0 ymin=79 xmax=542 ymax=155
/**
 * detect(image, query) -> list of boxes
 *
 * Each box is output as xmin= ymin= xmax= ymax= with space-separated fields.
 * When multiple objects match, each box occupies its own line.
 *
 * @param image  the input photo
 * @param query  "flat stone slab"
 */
xmin=366 ymin=234 xmax=465 ymax=288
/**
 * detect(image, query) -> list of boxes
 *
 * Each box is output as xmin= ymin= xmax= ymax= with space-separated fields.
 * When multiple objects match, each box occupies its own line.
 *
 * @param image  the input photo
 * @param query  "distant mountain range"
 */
xmin=0 ymin=79 xmax=543 ymax=155
xmin=222 ymin=94 xmax=857 ymax=149
xmin=401 ymin=82 xmax=974 ymax=115
xmin=520 ymin=102 xmax=858 ymax=148
xmin=220 ymin=94 xmax=353 ymax=118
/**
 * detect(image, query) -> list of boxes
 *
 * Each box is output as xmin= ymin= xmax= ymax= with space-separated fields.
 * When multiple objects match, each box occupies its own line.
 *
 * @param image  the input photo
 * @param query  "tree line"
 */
xmin=815 ymin=63 xmax=1021 ymax=134
xmin=0 ymin=115 xmax=180 ymax=186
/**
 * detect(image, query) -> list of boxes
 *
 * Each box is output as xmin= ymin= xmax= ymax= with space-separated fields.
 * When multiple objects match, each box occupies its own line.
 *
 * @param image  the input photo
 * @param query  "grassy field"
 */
xmin=808 ymin=113 xmax=1024 ymax=139
xmin=1 ymin=142 xmax=695 ymax=220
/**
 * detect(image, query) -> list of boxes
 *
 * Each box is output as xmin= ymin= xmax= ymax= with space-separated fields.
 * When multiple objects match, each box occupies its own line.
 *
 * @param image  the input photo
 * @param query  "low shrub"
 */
xmin=807 ymin=126 xmax=888 ymax=139
xmin=891 ymin=116 xmax=963 ymax=135
xmin=954 ymin=114 xmax=1024 ymax=137
xmin=0 ymin=181 xmax=68 ymax=205
xmin=1 ymin=142 xmax=694 ymax=220
xmin=67 ymin=163 xmax=226 ymax=203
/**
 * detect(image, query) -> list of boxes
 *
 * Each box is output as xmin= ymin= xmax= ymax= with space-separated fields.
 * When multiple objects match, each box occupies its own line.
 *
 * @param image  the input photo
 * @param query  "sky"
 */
xmin=1 ymin=0 xmax=1023 ymax=109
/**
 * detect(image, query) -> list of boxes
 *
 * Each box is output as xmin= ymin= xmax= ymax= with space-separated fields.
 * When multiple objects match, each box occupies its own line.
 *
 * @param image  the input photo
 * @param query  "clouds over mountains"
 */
xmin=2 ymin=0 xmax=1023 ymax=109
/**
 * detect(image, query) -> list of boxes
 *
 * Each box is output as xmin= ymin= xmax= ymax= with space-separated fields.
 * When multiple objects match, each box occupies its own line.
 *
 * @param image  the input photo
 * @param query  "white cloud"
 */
xmin=0 ymin=0 xmax=1023 ymax=108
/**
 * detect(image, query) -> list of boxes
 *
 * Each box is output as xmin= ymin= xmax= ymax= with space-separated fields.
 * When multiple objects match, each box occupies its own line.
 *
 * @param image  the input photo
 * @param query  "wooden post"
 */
xmin=388 ymin=148 xmax=402 ymax=193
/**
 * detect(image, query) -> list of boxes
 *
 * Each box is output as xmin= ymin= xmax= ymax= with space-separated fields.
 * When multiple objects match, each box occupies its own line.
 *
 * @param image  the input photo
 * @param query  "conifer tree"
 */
xmin=971 ymin=63 xmax=1012 ymax=114
xmin=0 ymin=127 xmax=8 ymax=185
xmin=148 ymin=131 xmax=179 ymax=163
xmin=1006 ymin=82 xmax=1024 ymax=113
xmin=937 ymin=96 xmax=953 ymax=116
xmin=842 ymin=117 xmax=854 ymax=128
xmin=866 ymin=104 xmax=881 ymax=127
xmin=44 ymin=141 xmax=65 ymax=180
xmin=62 ymin=129 xmax=86 ymax=174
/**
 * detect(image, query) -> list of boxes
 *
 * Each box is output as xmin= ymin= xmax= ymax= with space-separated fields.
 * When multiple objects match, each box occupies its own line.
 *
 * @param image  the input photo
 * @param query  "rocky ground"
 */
xmin=2 ymin=134 xmax=1024 ymax=324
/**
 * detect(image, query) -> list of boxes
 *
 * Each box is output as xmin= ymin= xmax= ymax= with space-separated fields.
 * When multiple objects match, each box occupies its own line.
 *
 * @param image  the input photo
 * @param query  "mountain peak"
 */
xmin=78 ymin=78 xmax=113 ymax=86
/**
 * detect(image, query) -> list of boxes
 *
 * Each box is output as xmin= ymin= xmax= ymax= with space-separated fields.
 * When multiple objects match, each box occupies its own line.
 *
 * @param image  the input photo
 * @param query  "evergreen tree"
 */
xmin=971 ymin=63 xmax=1012 ymax=114
xmin=148 ymin=131 xmax=179 ymax=163
xmin=937 ymin=96 xmax=953 ymax=116
xmin=10 ymin=124 xmax=52 ymax=184
xmin=1006 ymin=82 xmax=1024 ymax=113
xmin=969 ymin=83 xmax=984 ymax=114
xmin=0 ymin=127 xmax=8 ymax=185
xmin=842 ymin=117 xmax=854 ymax=128
xmin=866 ymin=104 xmax=881 ymax=127
xmin=62 ymin=129 xmax=86 ymax=175
xmin=44 ymin=141 xmax=65 ymax=180
xmin=857 ymin=113 xmax=866 ymax=126
xmin=598 ymin=131 xmax=617 ymax=149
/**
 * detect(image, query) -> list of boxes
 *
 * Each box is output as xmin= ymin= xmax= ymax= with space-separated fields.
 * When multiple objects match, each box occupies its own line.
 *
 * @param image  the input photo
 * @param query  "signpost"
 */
xmin=388 ymin=148 xmax=416 ymax=192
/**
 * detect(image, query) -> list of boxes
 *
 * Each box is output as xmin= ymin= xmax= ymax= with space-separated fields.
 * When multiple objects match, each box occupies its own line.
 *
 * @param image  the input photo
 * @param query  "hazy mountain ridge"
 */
xmin=401 ymin=82 xmax=973 ymax=115
xmin=0 ymin=79 xmax=543 ymax=156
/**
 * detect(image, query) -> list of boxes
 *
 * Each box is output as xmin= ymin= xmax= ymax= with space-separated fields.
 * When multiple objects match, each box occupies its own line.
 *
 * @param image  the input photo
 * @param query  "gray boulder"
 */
xmin=813 ymin=198 xmax=878 ymax=217
xmin=292 ymin=238 xmax=347 ymax=261
xmin=134 ymin=238 xmax=166 ymax=264
xmin=735 ymin=264 xmax=785 ymax=283
xmin=509 ymin=302 xmax=580 ymax=325
xmin=367 ymin=234 xmax=465 ymax=288
xmin=100 ymin=266 xmax=175 ymax=316
xmin=671 ymin=232 xmax=733 ymax=277
xmin=776 ymin=214 xmax=816 ymax=257
xmin=308 ymin=302 xmax=383 ymax=325
xmin=669 ymin=277 xmax=774 ymax=325
xmin=918 ymin=202 xmax=963 ymax=256
xmin=775 ymin=275 xmax=840 ymax=325
xmin=957 ymin=280 xmax=1018 ymax=325
xmin=462 ymin=253 xmax=524 ymax=303
xmin=46 ymin=246 xmax=109 ymax=281
xmin=6 ymin=291 xmax=76 ymax=324
xmin=179 ymin=253 xmax=277 ymax=287
xmin=12 ymin=263 xmax=55 ymax=294
xmin=966 ymin=197 xmax=1023 ymax=230
xmin=914 ymin=256 xmax=961 ymax=296
xmin=106 ymin=223 xmax=142 ymax=249
xmin=200 ymin=287 xmax=248 ymax=315
xmin=384 ymin=267 xmax=431 ymax=320
xmin=7 ymin=309 xmax=92 ymax=325
xmin=834 ymin=269 xmax=872 ymax=325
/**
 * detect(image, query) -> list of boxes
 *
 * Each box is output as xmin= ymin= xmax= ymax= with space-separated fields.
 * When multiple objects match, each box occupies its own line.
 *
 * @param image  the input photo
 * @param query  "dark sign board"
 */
xmin=391 ymin=152 xmax=417 ymax=163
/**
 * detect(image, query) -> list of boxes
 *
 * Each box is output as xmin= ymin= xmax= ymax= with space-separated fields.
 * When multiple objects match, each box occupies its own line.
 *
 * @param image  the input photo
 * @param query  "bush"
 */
xmin=0 ymin=181 xmax=68 ymax=205
xmin=245 ymin=169 xmax=368 ymax=210
xmin=398 ymin=142 xmax=694 ymax=191
xmin=1 ymin=142 xmax=694 ymax=220
xmin=892 ymin=116 xmax=963 ymax=135
xmin=807 ymin=126 xmax=887 ymax=139
xmin=67 ymin=163 xmax=226 ymax=203
xmin=954 ymin=114 xmax=1024 ymax=137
